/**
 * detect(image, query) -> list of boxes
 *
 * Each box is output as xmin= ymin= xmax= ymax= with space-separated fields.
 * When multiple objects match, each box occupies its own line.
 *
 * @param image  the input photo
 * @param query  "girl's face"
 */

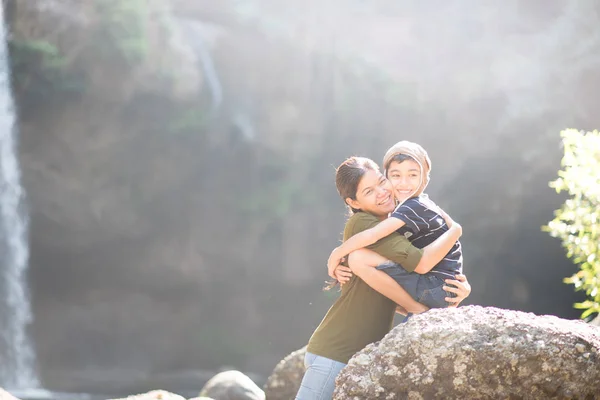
xmin=387 ymin=159 xmax=422 ymax=203
xmin=346 ymin=169 xmax=395 ymax=218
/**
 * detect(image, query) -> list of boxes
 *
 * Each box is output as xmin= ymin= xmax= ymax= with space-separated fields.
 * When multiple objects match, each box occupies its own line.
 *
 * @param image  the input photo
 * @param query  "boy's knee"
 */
xmin=347 ymin=249 xmax=369 ymax=267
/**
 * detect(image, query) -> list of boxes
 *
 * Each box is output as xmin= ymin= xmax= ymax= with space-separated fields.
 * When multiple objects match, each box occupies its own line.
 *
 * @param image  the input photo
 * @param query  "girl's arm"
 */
xmin=327 ymin=217 xmax=405 ymax=278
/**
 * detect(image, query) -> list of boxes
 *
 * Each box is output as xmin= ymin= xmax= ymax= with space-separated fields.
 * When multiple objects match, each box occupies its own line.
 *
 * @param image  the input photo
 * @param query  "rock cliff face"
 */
xmin=10 ymin=0 xmax=203 ymax=251
xmin=5 ymin=0 xmax=600 ymax=390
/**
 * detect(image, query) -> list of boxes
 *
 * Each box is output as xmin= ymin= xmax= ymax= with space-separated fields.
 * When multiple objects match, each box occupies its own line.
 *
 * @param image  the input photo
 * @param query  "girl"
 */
xmin=295 ymin=156 xmax=469 ymax=400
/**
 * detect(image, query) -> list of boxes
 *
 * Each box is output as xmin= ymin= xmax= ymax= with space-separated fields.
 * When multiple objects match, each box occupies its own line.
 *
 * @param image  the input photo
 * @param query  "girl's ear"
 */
xmin=346 ymin=197 xmax=361 ymax=211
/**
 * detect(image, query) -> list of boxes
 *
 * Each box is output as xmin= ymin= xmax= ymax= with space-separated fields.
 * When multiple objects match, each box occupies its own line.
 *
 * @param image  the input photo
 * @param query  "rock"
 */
xmin=108 ymin=390 xmax=185 ymax=400
xmin=199 ymin=370 xmax=265 ymax=400
xmin=264 ymin=346 xmax=306 ymax=400
xmin=334 ymin=306 xmax=600 ymax=399
xmin=0 ymin=388 xmax=20 ymax=400
xmin=143 ymin=369 xmax=222 ymax=396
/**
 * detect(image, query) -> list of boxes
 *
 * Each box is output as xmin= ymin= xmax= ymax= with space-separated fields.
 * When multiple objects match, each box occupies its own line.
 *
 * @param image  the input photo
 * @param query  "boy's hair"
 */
xmin=335 ymin=156 xmax=379 ymax=214
xmin=382 ymin=141 xmax=431 ymax=197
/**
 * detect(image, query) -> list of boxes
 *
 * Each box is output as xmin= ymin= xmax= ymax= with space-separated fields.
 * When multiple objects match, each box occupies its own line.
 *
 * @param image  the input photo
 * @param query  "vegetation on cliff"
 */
xmin=8 ymin=39 xmax=84 ymax=106
xmin=7 ymin=0 xmax=198 ymax=105
xmin=545 ymin=129 xmax=600 ymax=319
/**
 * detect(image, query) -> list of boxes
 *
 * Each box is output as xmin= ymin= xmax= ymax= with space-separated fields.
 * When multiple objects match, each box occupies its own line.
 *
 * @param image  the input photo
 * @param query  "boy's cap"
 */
xmin=383 ymin=141 xmax=431 ymax=197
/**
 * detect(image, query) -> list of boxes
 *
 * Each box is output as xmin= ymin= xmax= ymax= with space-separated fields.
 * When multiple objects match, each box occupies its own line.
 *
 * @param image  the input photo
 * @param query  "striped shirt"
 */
xmin=391 ymin=194 xmax=463 ymax=279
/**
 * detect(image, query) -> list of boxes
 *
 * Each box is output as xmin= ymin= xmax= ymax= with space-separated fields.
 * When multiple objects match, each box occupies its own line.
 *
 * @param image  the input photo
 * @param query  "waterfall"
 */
xmin=0 ymin=1 xmax=40 ymax=391
xmin=179 ymin=18 xmax=223 ymax=114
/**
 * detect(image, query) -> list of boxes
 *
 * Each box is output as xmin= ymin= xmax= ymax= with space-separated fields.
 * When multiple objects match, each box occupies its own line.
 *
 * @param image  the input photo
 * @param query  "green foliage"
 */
xmin=92 ymin=0 xmax=150 ymax=64
xmin=193 ymin=325 xmax=257 ymax=366
xmin=240 ymin=179 xmax=315 ymax=217
xmin=8 ymin=39 xmax=84 ymax=102
xmin=11 ymin=40 xmax=66 ymax=68
xmin=168 ymin=106 xmax=209 ymax=135
xmin=236 ymin=157 xmax=321 ymax=218
xmin=544 ymin=129 xmax=600 ymax=319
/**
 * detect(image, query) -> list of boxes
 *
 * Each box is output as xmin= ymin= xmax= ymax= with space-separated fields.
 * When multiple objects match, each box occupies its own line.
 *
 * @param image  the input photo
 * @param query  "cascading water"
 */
xmin=0 ymin=1 xmax=40 ymax=391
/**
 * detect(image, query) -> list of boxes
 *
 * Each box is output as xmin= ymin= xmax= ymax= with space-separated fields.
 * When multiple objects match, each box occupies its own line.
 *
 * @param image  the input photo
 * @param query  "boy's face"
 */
xmin=387 ymin=159 xmax=422 ymax=203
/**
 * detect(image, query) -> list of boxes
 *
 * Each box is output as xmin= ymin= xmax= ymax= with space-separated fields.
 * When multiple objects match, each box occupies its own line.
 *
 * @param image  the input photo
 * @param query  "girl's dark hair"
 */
xmin=335 ymin=156 xmax=379 ymax=214
xmin=326 ymin=157 xmax=379 ymax=291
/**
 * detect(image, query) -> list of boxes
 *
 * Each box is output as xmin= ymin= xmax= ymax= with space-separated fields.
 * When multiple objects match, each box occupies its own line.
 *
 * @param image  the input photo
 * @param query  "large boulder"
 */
xmin=264 ymin=346 xmax=306 ymax=400
xmin=0 ymin=389 xmax=20 ymax=400
xmin=199 ymin=370 xmax=265 ymax=400
xmin=334 ymin=306 xmax=600 ymax=399
xmin=108 ymin=390 xmax=185 ymax=400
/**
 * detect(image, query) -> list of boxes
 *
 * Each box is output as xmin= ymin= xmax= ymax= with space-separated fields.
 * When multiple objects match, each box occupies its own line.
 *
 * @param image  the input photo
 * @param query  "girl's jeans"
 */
xmin=295 ymin=352 xmax=347 ymax=400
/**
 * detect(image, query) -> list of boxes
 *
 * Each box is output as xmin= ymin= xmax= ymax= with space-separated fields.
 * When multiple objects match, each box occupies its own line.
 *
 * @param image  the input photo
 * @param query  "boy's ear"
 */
xmin=346 ymin=197 xmax=361 ymax=210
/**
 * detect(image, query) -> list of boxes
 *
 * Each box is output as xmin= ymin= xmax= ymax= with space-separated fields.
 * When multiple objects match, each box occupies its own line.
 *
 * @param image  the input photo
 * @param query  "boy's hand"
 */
xmin=327 ymin=247 xmax=344 ymax=279
xmin=333 ymin=265 xmax=353 ymax=285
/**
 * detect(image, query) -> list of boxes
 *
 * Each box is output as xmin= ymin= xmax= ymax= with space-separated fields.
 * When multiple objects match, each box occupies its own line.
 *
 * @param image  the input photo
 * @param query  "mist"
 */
xmin=3 ymin=0 xmax=599 ymax=396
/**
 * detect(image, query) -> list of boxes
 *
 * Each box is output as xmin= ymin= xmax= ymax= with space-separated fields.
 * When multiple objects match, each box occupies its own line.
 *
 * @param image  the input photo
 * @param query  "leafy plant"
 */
xmin=92 ymin=0 xmax=150 ymax=64
xmin=544 ymin=129 xmax=600 ymax=319
xmin=8 ymin=39 xmax=84 ymax=103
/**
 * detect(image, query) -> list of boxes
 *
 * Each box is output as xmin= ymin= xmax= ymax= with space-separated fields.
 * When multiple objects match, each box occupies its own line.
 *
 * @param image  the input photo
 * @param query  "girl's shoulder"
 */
xmin=344 ymin=212 xmax=380 ymax=237
xmin=346 ymin=211 xmax=379 ymax=226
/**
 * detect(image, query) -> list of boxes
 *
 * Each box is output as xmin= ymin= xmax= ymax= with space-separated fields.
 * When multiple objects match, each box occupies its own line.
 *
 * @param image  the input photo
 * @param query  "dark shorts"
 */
xmin=375 ymin=261 xmax=456 ymax=309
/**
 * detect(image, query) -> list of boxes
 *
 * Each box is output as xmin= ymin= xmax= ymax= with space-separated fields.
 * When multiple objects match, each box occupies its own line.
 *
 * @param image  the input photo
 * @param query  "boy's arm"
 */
xmin=413 ymin=213 xmax=462 ymax=274
xmin=327 ymin=217 xmax=405 ymax=278
xmin=349 ymin=213 xmax=423 ymax=272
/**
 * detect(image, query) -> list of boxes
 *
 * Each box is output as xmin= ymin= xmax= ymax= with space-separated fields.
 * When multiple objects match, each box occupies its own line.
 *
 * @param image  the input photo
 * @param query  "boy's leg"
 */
xmin=347 ymin=248 xmax=389 ymax=268
xmin=295 ymin=352 xmax=346 ymax=400
xmin=347 ymin=249 xmax=428 ymax=314
xmin=416 ymin=275 xmax=456 ymax=309
xmin=375 ymin=262 xmax=421 ymax=300
xmin=400 ymin=313 xmax=413 ymax=324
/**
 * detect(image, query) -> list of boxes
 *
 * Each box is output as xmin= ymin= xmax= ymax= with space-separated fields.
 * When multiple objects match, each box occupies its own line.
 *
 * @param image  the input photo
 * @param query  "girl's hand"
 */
xmin=439 ymin=209 xmax=462 ymax=237
xmin=438 ymin=208 xmax=454 ymax=228
xmin=443 ymin=274 xmax=471 ymax=306
xmin=333 ymin=265 xmax=353 ymax=285
xmin=327 ymin=247 xmax=344 ymax=279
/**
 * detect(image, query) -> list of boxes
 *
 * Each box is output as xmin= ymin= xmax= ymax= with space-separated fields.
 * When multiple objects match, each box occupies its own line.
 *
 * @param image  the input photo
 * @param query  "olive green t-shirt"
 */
xmin=306 ymin=211 xmax=424 ymax=364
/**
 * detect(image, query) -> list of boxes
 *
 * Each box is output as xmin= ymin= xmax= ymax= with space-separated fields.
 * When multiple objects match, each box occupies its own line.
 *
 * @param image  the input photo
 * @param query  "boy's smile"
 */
xmin=387 ymin=159 xmax=422 ymax=203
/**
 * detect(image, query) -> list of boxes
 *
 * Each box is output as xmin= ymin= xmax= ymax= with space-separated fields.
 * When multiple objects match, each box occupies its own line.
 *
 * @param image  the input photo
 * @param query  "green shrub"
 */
xmin=92 ymin=0 xmax=150 ymax=64
xmin=544 ymin=129 xmax=600 ymax=319
xmin=8 ymin=39 xmax=84 ymax=103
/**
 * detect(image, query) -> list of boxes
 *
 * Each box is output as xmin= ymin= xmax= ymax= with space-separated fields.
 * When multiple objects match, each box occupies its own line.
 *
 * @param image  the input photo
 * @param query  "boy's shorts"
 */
xmin=375 ymin=261 xmax=456 ymax=309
